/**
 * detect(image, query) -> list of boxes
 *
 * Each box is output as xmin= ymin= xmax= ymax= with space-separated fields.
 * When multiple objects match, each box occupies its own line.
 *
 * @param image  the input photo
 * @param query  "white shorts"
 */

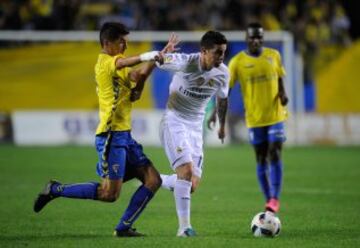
xmin=159 ymin=111 xmax=204 ymax=178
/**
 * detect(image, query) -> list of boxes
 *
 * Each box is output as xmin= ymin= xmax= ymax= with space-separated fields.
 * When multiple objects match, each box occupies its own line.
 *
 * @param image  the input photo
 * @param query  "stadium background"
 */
xmin=0 ymin=0 xmax=359 ymax=145
xmin=0 ymin=1 xmax=360 ymax=247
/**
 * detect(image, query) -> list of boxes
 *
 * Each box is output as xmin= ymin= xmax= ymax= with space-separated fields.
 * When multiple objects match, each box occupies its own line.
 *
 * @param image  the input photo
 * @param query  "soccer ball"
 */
xmin=250 ymin=211 xmax=281 ymax=237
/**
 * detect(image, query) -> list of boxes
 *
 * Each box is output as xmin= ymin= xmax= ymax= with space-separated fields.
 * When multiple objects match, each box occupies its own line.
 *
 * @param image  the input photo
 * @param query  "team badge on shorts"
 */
xmin=112 ymin=164 xmax=120 ymax=174
xmin=176 ymin=147 xmax=183 ymax=153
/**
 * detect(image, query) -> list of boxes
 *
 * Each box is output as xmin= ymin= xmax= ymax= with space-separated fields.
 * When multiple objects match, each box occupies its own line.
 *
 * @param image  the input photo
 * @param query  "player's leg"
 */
xmin=254 ymin=142 xmax=271 ymax=200
xmin=161 ymin=173 xmax=201 ymax=193
xmin=161 ymin=145 xmax=204 ymax=194
xmin=173 ymin=127 xmax=205 ymax=235
xmin=33 ymin=180 xmax=101 ymax=213
xmin=175 ymin=162 xmax=196 ymax=237
xmin=33 ymin=132 xmax=125 ymax=212
xmin=114 ymin=138 xmax=161 ymax=237
xmin=160 ymin=173 xmax=177 ymax=191
xmin=159 ymin=113 xmax=196 ymax=237
xmin=266 ymin=122 xmax=286 ymax=213
xmin=249 ymin=126 xmax=271 ymax=201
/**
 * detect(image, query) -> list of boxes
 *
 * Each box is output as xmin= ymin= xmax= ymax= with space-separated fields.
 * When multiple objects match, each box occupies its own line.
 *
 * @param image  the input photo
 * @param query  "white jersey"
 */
xmin=157 ymin=53 xmax=230 ymax=123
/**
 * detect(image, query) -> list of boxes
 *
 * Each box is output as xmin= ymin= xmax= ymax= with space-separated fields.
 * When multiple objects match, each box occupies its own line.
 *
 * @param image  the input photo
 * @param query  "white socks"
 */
xmin=174 ymin=179 xmax=192 ymax=231
xmin=160 ymin=174 xmax=177 ymax=191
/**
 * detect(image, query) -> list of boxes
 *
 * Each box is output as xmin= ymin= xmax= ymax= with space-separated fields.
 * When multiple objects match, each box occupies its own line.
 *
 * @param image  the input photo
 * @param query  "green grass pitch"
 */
xmin=0 ymin=144 xmax=359 ymax=247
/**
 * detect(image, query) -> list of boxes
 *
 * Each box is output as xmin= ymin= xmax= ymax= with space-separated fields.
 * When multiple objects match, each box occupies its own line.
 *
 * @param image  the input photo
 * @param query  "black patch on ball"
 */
xmin=260 ymin=228 xmax=273 ymax=236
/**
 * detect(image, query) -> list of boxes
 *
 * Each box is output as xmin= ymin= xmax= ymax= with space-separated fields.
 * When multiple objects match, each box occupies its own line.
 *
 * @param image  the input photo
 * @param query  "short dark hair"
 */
xmin=247 ymin=22 xmax=263 ymax=30
xmin=246 ymin=22 xmax=264 ymax=37
xmin=200 ymin=31 xmax=227 ymax=49
xmin=99 ymin=22 xmax=129 ymax=47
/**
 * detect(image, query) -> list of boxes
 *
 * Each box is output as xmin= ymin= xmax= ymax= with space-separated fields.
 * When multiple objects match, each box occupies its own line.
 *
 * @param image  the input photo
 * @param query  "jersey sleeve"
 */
xmin=216 ymin=69 xmax=230 ymax=99
xmin=156 ymin=53 xmax=192 ymax=72
xmin=275 ymin=51 xmax=286 ymax=77
xmin=228 ymin=57 xmax=239 ymax=88
xmin=113 ymin=55 xmax=135 ymax=87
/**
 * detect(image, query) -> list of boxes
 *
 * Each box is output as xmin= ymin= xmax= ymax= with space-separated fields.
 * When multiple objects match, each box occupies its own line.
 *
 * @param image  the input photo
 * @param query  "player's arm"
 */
xmin=278 ymin=77 xmax=288 ymax=106
xmin=128 ymin=34 xmax=180 ymax=102
xmin=128 ymin=62 xmax=156 ymax=102
xmin=115 ymin=33 xmax=179 ymax=70
xmin=115 ymin=51 xmax=159 ymax=70
xmin=275 ymin=51 xmax=288 ymax=106
xmin=216 ymin=96 xmax=228 ymax=144
xmin=207 ymin=88 xmax=232 ymax=130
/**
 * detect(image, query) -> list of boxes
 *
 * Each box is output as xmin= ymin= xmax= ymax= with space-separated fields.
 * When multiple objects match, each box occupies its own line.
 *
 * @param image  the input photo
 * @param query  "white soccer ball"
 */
xmin=250 ymin=211 xmax=281 ymax=237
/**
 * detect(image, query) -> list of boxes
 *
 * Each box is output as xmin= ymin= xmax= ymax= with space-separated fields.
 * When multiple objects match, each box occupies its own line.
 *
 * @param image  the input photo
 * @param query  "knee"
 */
xmin=256 ymin=154 xmax=268 ymax=165
xmin=145 ymin=174 xmax=161 ymax=192
xmin=144 ymin=173 xmax=162 ymax=191
xmin=98 ymin=190 xmax=119 ymax=202
xmin=177 ymin=165 xmax=193 ymax=181
xmin=269 ymin=148 xmax=281 ymax=161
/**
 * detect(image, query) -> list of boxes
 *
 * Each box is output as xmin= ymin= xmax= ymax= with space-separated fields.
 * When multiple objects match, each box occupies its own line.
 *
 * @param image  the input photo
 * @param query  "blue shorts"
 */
xmin=95 ymin=131 xmax=151 ymax=180
xmin=248 ymin=122 xmax=286 ymax=145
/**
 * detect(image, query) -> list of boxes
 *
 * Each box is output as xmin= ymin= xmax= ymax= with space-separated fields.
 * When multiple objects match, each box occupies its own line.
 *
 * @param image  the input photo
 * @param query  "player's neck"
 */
xmin=246 ymin=48 xmax=263 ymax=57
xmin=199 ymin=55 xmax=211 ymax=71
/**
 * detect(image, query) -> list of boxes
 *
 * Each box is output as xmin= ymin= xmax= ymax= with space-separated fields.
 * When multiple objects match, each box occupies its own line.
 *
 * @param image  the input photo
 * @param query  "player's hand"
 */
xmin=218 ymin=126 xmax=225 ymax=144
xmin=207 ymin=111 xmax=217 ymax=130
xmin=162 ymin=33 xmax=180 ymax=54
xmin=130 ymin=89 xmax=141 ymax=102
xmin=278 ymin=92 xmax=289 ymax=106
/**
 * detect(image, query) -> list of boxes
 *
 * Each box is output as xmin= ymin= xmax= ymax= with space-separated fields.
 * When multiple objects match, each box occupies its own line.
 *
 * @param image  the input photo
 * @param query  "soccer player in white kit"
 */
xmin=156 ymin=31 xmax=229 ymax=237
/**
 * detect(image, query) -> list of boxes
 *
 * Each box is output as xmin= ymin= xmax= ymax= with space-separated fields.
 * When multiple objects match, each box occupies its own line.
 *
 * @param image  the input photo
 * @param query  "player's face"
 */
xmin=105 ymin=35 xmax=128 ymax=56
xmin=246 ymin=28 xmax=264 ymax=55
xmin=202 ymin=44 xmax=227 ymax=70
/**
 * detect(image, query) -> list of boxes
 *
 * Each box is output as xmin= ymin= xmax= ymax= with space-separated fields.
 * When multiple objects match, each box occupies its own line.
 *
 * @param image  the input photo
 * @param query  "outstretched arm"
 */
xmin=115 ymin=51 xmax=160 ymax=70
xmin=127 ymin=33 xmax=180 ymax=101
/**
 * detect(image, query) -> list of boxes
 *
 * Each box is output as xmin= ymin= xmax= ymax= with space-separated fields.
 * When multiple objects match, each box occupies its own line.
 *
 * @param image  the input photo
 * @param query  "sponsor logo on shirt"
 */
xmin=165 ymin=55 xmax=174 ymax=63
xmin=244 ymin=64 xmax=255 ymax=68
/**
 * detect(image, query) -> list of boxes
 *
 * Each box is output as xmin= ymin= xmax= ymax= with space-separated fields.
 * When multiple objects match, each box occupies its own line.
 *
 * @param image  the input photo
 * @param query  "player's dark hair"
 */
xmin=200 ymin=31 xmax=227 ymax=49
xmin=246 ymin=22 xmax=264 ymax=37
xmin=99 ymin=22 xmax=129 ymax=47
xmin=247 ymin=22 xmax=263 ymax=30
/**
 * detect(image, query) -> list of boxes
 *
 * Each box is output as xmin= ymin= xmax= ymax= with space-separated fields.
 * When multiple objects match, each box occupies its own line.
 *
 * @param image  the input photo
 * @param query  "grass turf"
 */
xmin=0 ymin=145 xmax=359 ymax=247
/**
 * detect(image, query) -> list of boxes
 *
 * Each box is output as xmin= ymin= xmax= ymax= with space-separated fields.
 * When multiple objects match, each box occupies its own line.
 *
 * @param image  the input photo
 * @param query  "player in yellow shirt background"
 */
xmin=208 ymin=22 xmax=288 ymax=213
xmin=33 ymin=22 xmax=179 ymax=237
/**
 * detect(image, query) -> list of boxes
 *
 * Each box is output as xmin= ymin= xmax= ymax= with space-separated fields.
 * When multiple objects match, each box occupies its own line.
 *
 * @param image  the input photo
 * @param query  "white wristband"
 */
xmin=139 ymin=51 xmax=159 ymax=61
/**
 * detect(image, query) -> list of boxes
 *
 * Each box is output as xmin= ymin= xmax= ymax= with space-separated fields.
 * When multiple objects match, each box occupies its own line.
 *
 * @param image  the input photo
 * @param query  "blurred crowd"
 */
xmin=0 ymin=0 xmax=352 ymax=80
xmin=0 ymin=0 xmax=352 ymax=82
xmin=0 ymin=0 xmax=351 ymax=40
